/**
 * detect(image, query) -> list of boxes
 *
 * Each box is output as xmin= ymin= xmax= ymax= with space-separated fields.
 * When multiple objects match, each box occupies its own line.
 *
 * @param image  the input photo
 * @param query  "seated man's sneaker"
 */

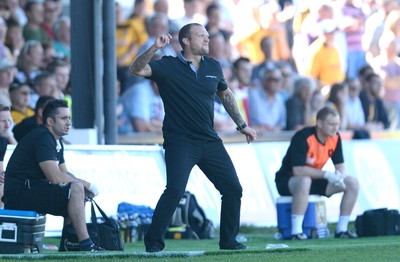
xmin=291 ymin=233 xmax=308 ymax=240
xmin=80 ymin=243 xmax=106 ymax=252
xmin=335 ymin=230 xmax=358 ymax=239
xmin=220 ymin=242 xmax=247 ymax=250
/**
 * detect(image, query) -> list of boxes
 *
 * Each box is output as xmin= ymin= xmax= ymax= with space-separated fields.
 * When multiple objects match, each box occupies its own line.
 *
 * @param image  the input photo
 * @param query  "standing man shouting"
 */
xmin=275 ymin=106 xmax=359 ymax=240
xmin=130 ymin=23 xmax=257 ymax=252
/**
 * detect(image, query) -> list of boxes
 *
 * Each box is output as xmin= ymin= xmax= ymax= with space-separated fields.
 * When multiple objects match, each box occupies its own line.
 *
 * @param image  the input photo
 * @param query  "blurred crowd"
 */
xmin=0 ymin=0 xmax=399 ymax=141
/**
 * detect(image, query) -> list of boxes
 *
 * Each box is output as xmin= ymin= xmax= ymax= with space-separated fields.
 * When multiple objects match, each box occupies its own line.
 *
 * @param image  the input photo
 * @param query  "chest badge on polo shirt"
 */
xmin=205 ymin=75 xmax=217 ymax=79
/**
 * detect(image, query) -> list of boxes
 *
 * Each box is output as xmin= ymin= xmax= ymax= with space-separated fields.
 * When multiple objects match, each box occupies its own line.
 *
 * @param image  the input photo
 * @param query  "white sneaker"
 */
xmin=291 ymin=233 xmax=308 ymax=240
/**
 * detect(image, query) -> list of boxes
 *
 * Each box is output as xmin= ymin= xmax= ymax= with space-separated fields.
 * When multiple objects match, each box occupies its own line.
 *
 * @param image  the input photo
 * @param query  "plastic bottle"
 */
xmin=265 ymin=243 xmax=289 ymax=249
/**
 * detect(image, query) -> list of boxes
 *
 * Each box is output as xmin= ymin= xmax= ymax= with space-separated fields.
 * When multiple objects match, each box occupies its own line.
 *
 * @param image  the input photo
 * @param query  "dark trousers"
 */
xmin=144 ymin=139 xmax=242 ymax=249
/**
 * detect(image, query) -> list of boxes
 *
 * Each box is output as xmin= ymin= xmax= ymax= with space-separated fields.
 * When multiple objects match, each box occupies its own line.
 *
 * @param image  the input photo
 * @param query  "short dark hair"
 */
xmin=178 ymin=23 xmax=202 ymax=50
xmin=365 ymin=72 xmax=380 ymax=82
xmin=206 ymin=3 xmax=219 ymax=17
xmin=316 ymin=106 xmax=339 ymax=121
xmin=35 ymin=96 xmax=54 ymax=115
xmin=46 ymin=58 xmax=70 ymax=73
xmin=42 ymin=99 xmax=68 ymax=124
xmin=34 ymin=71 xmax=56 ymax=87
xmin=233 ymin=57 xmax=251 ymax=69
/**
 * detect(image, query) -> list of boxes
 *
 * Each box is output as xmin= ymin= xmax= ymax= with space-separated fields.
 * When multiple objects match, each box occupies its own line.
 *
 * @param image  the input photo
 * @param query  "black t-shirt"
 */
xmin=4 ymin=125 xmax=64 ymax=192
xmin=147 ymin=55 xmax=228 ymax=142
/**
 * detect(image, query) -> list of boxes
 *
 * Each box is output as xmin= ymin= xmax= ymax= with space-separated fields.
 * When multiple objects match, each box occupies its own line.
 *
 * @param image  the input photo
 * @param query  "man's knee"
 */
xmin=289 ymin=176 xmax=312 ymax=194
xmin=69 ymin=182 xmax=85 ymax=197
xmin=345 ymin=176 xmax=359 ymax=193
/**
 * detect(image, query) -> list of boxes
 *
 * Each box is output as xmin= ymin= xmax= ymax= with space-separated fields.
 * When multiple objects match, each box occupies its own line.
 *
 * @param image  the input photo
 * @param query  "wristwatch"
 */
xmin=236 ymin=122 xmax=248 ymax=131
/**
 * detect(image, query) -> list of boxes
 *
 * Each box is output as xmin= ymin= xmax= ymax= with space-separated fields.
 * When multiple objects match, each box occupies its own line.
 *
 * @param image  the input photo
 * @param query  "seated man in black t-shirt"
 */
xmin=2 ymin=99 xmax=104 ymax=252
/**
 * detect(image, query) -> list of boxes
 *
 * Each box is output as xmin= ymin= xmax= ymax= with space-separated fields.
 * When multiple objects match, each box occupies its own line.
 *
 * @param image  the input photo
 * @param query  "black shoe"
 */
xmin=335 ymin=230 xmax=358 ymax=239
xmin=80 ymin=243 xmax=106 ymax=252
xmin=145 ymin=242 xmax=164 ymax=253
xmin=291 ymin=233 xmax=308 ymax=240
xmin=220 ymin=242 xmax=247 ymax=250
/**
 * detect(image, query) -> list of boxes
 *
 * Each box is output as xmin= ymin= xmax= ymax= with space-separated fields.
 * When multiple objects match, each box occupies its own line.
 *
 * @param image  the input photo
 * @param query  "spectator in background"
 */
xmin=357 ymin=63 xmax=374 ymax=90
xmin=232 ymin=57 xmax=252 ymax=125
xmin=237 ymin=1 xmax=290 ymax=65
xmin=0 ymin=57 xmax=15 ymax=107
xmin=251 ymin=36 xmax=280 ymax=87
xmin=359 ymin=72 xmax=390 ymax=130
xmin=46 ymin=58 xmax=70 ymax=106
xmin=12 ymin=95 xmax=53 ymax=141
xmin=23 ymin=0 xmax=49 ymax=44
xmin=249 ymin=67 xmax=286 ymax=132
xmin=278 ymin=61 xmax=296 ymax=101
xmin=208 ymin=32 xmax=230 ymax=64
xmin=383 ymin=9 xmax=400 ymax=56
xmin=0 ymin=17 xmax=13 ymax=62
xmin=326 ymin=82 xmax=349 ymax=130
xmin=310 ymin=89 xmax=325 ymax=125
xmin=15 ymin=40 xmax=43 ymax=87
xmin=115 ymin=0 xmax=148 ymax=94
xmin=119 ymin=79 xmax=164 ymax=133
xmin=173 ymin=0 xmax=206 ymax=29
xmin=9 ymin=81 xmax=34 ymax=125
xmin=52 ymin=15 xmax=70 ymax=59
xmin=294 ymin=2 xmax=347 ymax=76
xmin=5 ymin=17 xmax=24 ymax=62
xmin=0 ymin=0 xmax=11 ymax=21
xmin=366 ymin=0 xmax=398 ymax=59
xmin=4 ymin=0 xmax=27 ymax=26
xmin=0 ymin=105 xmax=17 ymax=208
xmin=285 ymin=77 xmax=315 ymax=131
xmin=41 ymin=0 xmax=61 ymax=41
xmin=137 ymin=12 xmax=175 ymax=58
xmin=205 ymin=2 xmax=232 ymax=58
xmin=373 ymin=31 xmax=400 ymax=129
xmin=153 ymin=0 xmax=179 ymax=35
xmin=339 ymin=0 xmax=367 ymax=80
xmin=345 ymin=78 xmax=370 ymax=139
xmin=30 ymin=71 xmax=56 ymax=108
xmin=306 ymin=19 xmax=345 ymax=87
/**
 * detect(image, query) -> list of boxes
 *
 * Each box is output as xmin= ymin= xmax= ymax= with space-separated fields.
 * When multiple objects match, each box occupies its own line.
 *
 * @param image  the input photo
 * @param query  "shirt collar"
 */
xmin=178 ymin=51 xmax=204 ymax=64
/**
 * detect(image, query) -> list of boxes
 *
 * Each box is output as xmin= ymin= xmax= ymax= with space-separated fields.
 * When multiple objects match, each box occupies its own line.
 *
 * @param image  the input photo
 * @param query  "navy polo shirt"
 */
xmin=4 ymin=125 xmax=65 ymax=193
xmin=147 ymin=53 xmax=228 ymax=141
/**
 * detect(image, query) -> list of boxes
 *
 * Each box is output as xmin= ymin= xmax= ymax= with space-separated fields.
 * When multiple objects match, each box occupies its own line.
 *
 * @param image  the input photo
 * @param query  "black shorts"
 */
xmin=4 ymin=181 xmax=71 ymax=217
xmin=276 ymin=175 xmax=329 ymax=197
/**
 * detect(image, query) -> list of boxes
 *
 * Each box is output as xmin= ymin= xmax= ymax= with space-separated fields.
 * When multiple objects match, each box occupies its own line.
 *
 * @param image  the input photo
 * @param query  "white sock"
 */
xmin=336 ymin=216 xmax=350 ymax=233
xmin=291 ymin=214 xmax=304 ymax=235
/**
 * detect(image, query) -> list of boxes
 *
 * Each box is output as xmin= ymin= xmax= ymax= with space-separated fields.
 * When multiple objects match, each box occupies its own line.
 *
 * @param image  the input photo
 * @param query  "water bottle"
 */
xmin=265 ymin=243 xmax=289 ymax=249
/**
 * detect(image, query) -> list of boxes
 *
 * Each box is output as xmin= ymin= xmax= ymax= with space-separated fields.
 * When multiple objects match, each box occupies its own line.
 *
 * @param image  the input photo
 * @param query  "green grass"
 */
xmin=0 ymin=226 xmax=400 ymax=261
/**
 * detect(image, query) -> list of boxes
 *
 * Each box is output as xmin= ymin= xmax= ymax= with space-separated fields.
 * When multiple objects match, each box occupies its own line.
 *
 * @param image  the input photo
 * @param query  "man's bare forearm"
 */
xmin=129 ymin=45 xmax=158 ymax=75
xmin=218 ymin=89 xmax=246 ymax=126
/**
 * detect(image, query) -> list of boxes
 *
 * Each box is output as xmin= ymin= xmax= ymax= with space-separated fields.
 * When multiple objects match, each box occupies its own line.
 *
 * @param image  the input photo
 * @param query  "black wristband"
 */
xmin=236 ymin=122 xmax=247 ymax=131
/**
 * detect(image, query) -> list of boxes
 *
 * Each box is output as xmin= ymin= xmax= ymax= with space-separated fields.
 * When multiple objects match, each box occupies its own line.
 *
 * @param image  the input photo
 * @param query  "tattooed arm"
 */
xmin=217 ymin=88 xmax=257 ymax=143
xmin=217 ymin=88 xmax=246 ymax=127
xmin=129 ymin=34 xmax=172 ymax=77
